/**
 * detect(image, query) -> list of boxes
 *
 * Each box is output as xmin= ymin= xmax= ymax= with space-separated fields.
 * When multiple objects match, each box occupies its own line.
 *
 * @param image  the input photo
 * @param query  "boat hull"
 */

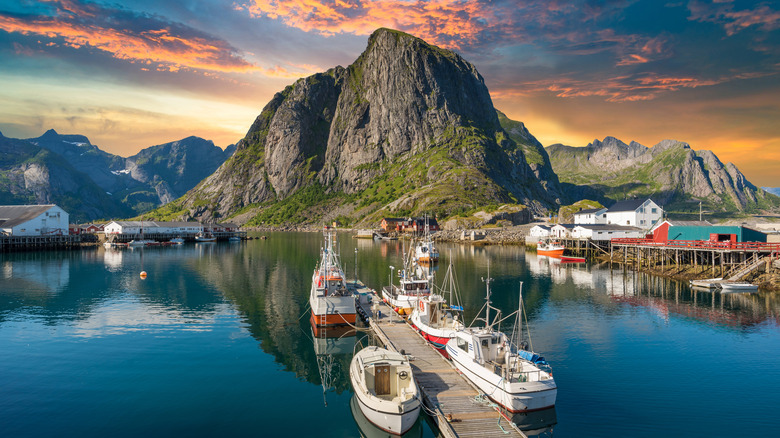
xmin=353 ymin=389 xmax=420 ymax=435
xmin=309 ymin=311 xmax=357 ymax=326
xmin=381 ymin=287 xmax=419 ymax=316
xmin=537 ymin=248 xmax=564 ymax=257
xmin=446 ymin=343 xmax=557 ymax=413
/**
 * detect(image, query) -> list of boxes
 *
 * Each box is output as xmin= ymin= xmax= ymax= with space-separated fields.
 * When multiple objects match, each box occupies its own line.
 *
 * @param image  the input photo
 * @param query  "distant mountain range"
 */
xmin=0 ymin=129 xmax=234 ymax=222
xmin=764 ymin=187 xmax=780 ymax=196
xmin=546 ymin=137 xmax=779 ymax=216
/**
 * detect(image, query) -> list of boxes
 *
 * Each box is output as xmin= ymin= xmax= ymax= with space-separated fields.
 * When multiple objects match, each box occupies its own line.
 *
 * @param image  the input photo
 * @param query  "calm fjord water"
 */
xmin=2 ymin=232 xmax=779 ymax=437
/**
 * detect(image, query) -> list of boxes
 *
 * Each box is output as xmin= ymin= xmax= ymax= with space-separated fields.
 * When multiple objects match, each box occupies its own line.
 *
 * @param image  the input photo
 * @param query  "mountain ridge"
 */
xmin=152 ymin=28 xmax=562 ymax=226
xmin=546 ymin=137 xmax=779 ymax=215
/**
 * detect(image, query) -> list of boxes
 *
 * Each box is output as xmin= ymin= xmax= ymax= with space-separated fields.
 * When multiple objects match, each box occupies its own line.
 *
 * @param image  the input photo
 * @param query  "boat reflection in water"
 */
xmin=311 ymin=322 xmax=356 ymax=406
xmin=500 ymin=406 xmax=557 ymax=437
xmin=350 ymin=394 xmax=423 ymax=438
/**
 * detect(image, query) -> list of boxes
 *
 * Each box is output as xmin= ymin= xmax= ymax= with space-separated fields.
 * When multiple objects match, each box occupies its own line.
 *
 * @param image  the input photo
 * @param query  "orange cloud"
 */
xmin=239 ymin=0 xmax=513 ymax=49
xmin=0 ymin=1 xmax=265 ymax=75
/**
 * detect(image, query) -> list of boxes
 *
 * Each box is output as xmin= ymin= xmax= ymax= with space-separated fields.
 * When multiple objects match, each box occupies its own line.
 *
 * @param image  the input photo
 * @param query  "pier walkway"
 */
xmin=354 ymin=289 xmax=526 ymax=438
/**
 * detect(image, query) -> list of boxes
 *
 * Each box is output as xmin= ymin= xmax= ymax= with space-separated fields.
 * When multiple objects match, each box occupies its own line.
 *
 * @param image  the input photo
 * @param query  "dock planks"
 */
xmin=356 ymin=293 xmax=526 ymax=438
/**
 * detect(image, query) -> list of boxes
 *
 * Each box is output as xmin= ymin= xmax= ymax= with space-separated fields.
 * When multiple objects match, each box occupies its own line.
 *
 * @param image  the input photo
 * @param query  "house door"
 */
xmin=375 ymin=365 xmax=391 ymax=395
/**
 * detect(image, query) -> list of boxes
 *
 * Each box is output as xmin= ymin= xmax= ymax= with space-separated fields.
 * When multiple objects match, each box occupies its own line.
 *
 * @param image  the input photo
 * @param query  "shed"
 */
xmin=0 ymin=205 xmax=69 ymax=236
xmin=666 ymin=225 xmax=767 ymax=243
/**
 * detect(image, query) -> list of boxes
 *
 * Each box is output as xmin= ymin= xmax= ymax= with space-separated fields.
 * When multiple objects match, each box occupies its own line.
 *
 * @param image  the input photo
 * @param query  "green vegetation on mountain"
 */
xmin=144 ymin=28 xmax=561 ymax=227
xmin=546 ymin=137 xmax=780 ymax=216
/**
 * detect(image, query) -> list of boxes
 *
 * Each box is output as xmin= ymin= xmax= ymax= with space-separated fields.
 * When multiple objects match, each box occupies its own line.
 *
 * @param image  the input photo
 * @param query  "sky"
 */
xmin=1 ymin=0 xmax=779 ymax=186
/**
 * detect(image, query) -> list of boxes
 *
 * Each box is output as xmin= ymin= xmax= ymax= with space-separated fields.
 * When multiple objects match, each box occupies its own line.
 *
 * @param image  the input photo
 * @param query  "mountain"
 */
xmin=0 ymin=132 xmax=131 ymax=221
xmin=546 ymin=137 xmax=780 ymax=215
xmin=125 ymin=136 xmax=232 ymax=206
xmin=20 ymin=130 xmax=233 ymax=216
xmin=150 ymin=28 xmax=561 ymax=225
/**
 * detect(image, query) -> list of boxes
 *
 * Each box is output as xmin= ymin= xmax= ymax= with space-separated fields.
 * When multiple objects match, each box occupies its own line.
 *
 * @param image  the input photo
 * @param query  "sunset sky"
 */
xmin=1 ymin=0 xmax=779 ymax=186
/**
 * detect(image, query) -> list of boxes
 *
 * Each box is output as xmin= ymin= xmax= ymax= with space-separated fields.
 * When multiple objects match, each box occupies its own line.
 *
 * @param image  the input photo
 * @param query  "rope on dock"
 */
xmin=472 ymin=394 xmax=511 ymax=435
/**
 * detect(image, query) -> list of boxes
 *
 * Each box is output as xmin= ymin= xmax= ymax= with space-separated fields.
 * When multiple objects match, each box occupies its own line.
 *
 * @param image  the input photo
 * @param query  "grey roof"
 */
xmin=0 ymin=205 xmax=59 ymax=228
xmin=574 ymin=208 xmax=607 ymax=215
xmin=532 ymin=225 xmax=551 ymax=230
xmin=607 ymin=199 xmax=650 ymax=212
xmin=553 ymin=223 xmax=577 ymax=229
xmin=574 ymin=224 xmax=643 ymax=231
xmin=667 ymin=220 xmax=712 ymax=226
xmin=109 ymin=220 xmax=201 ymax=227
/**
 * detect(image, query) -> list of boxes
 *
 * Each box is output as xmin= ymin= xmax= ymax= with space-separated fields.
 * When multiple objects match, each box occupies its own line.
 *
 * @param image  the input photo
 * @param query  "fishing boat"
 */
xmin=382 ymin=264 xmax=430 ymax=316
xmin=228 ymin=236 xmax=242 ymax=242
xmin=689 ymin=277 xmax=722 ymax=290
xmin=409 ymin=261 xmax=464 ymax=352
xmin=127 ymin=239 xmax=155 ymax=247
xmin=414 ymin=240 xmax=439 ymax=264
xmin=310 ymin=227 xmax=357 ymax=326
xmin=536 ymin=240 xmax=564 ymax=257
xmin=413 ymin=219 xmax=439 ymax=264
xmin=169 ymin=237 xmax=185 ymax=244
xmin=560 ymin=255 xmax=586 ymax=263
xmin=350 ymin=346 xmax=421 ymax=435
xmin=445 ymin=276 xmax=557 ymax=413
xmin=718 ymin=282 xmax=758 ymax=293
xmin=195 ymin=232 xmax=216 ymax=242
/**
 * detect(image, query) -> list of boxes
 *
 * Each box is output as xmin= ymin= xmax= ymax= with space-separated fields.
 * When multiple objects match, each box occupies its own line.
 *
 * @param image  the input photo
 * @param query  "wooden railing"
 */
xmin=611 ymin=238 xmax=780 ymax=251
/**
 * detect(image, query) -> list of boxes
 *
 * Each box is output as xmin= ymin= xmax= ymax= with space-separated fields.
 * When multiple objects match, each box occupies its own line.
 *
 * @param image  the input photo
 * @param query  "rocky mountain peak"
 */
xmin=162 ymin=28 xmax=560 ymax=224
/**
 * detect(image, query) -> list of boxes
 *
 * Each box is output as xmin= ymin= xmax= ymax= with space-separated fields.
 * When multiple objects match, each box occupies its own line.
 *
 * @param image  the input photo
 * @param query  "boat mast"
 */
xmin=481 ymin=262 xmax=493 ymax=330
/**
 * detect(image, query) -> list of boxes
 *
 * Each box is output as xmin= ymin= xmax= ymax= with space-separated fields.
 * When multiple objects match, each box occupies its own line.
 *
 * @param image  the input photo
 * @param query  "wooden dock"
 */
xmin=354 ymin=287 xmax=527 ymax=438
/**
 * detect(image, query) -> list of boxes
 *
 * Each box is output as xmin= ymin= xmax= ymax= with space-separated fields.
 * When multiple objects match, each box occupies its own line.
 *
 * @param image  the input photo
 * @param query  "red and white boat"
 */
xmin=409 ymin=262 xmax=464 ymax=353
xmin=537 ymin=240 xmax=564 ymax=257
xmin=310 ymin=227 xmax=357 ymax=326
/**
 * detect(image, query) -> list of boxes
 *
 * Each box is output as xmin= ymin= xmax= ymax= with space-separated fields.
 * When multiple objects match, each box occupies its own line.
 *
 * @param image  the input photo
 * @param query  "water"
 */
xmin=2 ymin=233 xmax=779 ymax=437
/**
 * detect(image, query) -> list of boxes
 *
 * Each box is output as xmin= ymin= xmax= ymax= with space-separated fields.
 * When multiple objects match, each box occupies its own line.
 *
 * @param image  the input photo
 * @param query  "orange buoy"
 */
xmin=140 ymin=271 xmax=147 ymax=279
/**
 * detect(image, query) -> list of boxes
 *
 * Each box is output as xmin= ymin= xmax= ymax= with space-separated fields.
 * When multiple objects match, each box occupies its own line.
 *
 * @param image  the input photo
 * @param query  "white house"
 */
xmin=604 ymin=199 xmax=663 ymax=229
xmin=573 ymin=208 xmax=607 ymax=224
xmin=0 ymin=205 xmax=69 ymax=236
xmin=572 ymin=224 xmax=645 ymax=241
xmin=550 ymin=223 xmax=576 ymax=238
xmin=528 ymin=225 xmax=552 ymax=238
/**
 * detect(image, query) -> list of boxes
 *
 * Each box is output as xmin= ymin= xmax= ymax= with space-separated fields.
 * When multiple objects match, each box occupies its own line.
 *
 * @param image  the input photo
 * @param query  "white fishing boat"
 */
xmin=310 ymin=227 xmax=357 ymax=326
xmin=414 ymin=238 xmax=439 ymax=265
xmin=195 ymin=232 xmax=216 ymax=242
xmin=127 ymin=239 xmax=155 ymax=247
xmin=409 ymin=261 xmax=464 ymax=352
xmin=381 ymin=267 xmax=430 ymax=316
xmin=381 ymin=239 xmax=431 ymax=315
xmin=228 ymin=236 xmax=242 ymax=242
xmin=445 ymin=276 xmax=557 ymax=413
xmin=169 ymin=237 xmax=185 ymax=245
xmin=413 ymin=218 xmax=439 ymax=264
xmin=350 ymin=346 xmax=421 ymax=435
xmin=689 ymin=277 xmax=722 ymax=289
xmin=719 ymin=282 xmax=759 ymax=293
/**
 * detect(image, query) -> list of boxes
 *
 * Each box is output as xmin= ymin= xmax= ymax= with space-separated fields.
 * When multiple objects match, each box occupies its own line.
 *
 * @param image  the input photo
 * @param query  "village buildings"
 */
xmin=0 ymin=205 xmax=69 ymax=236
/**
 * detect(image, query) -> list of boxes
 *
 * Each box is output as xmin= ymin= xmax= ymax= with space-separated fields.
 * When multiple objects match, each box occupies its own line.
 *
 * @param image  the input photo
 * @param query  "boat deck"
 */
xmin=356 ymin=290 xmax=527 ymax=438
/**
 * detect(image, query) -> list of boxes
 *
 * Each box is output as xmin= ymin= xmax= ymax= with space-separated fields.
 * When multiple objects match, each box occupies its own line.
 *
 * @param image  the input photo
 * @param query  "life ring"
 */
xmin=398 ymin=371 xmax=408 ymax=380
xmin=419 ymin=300 xmax=425 ymax=312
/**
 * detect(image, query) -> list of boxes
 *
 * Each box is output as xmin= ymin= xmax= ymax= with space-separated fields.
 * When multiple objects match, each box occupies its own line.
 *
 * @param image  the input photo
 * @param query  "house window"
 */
xmin=640 ymin=220 xmax=645 ymax=225
xmin=651 ymin=208 xmax=657 ymax=214
xmin=627 ymin=221 xmax=631 ymax=225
